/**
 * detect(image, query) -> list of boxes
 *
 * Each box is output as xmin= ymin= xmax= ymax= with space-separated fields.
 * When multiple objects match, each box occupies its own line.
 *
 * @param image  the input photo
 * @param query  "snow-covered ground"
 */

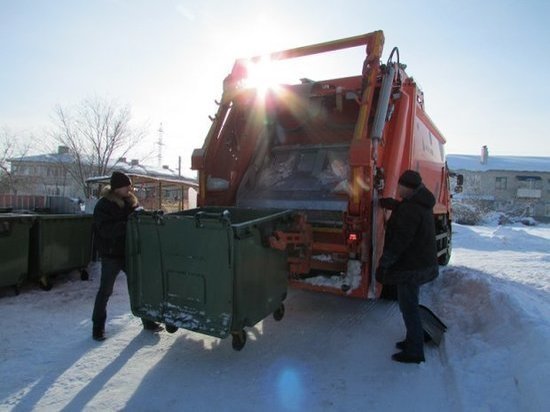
xmin=0 ymin=223 xmax=549 ymax=412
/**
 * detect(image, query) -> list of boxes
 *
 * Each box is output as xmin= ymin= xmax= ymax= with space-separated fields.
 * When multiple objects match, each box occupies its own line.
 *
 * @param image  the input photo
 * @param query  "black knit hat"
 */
xmin=398 ymin=170 xmax=422 ymax=189
xmin=110 ymin=171 xmax=132 ymax=189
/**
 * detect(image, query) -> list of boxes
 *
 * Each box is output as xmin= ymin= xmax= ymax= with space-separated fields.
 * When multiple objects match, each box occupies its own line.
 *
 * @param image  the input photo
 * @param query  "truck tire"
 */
xmin=438 ymin=224 xmax=452 ymax=266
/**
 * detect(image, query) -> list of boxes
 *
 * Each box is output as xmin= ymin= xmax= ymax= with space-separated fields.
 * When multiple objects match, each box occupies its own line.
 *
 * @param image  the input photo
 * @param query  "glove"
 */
xmin=379 ymin=197 xmax=399 ymax=210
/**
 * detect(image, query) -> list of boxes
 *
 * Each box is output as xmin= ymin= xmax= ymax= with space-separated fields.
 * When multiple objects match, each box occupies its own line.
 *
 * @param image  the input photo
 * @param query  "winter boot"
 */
xmin=396 ymin=333 xmax=432 ymax=350
xmin=391 ymin=351 xmax=425 ymax=364
xmin=92 ymin=326 xmax=106 ymax=341
xmin=395 ymin=340 xmax=407 ymax=350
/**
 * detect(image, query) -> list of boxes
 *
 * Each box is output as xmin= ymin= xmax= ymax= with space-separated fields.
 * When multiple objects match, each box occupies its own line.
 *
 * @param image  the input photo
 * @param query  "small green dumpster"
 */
xmin=126 ymin=207 xmax=292 ymax=350
xmin=28 ymin=214 xmax=94 ymax=290
xmin=0 ymin=214 xmax=35 ymax=294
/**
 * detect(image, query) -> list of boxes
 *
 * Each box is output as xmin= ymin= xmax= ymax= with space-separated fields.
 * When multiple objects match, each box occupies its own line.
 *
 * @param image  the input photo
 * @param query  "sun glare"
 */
xmin=244 ymin=57 xmax=281 ymax=97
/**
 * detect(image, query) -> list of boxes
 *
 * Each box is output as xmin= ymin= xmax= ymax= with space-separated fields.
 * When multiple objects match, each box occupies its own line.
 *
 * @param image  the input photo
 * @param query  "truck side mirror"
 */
xmin=455 ymin=174 xmax=464 ymax=193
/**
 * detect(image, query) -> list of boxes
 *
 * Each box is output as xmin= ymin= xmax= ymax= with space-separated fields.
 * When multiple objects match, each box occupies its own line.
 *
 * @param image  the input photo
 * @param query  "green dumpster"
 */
xmin=28 ymin=214 xmax=94 ymax=290
xmin=126 ymin=207 xmax=292 ymax=350
xmin=0 ymin=214 xmax=35 ymax=294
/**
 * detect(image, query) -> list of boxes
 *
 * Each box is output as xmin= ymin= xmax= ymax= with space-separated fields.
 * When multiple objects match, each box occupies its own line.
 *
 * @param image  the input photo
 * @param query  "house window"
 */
xmin=495 ymin=200 xmax=511 ymax=210
xmin=516 ymin=175 xmax=542 ymax=190
xmin=495 ymin=177 xmax=507 ymax=190
xmin=466 ymin=173 xmax=481 ymax=191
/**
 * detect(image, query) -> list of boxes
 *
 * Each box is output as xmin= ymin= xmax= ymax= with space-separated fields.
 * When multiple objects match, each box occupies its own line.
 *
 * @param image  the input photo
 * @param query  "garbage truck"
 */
xmin=191 ymin=30 xmax=456 ymax=300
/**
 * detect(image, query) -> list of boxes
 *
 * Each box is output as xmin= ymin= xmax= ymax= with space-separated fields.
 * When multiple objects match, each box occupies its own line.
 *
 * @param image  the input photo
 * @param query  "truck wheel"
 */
xmin=165 ymin=324 xmax=178 ymax=334
xmin=80 ymin=269 xmax=89 ymax=281
xmin=438 ymin=225 xmax=452 ymax=266
xmin=273 ymin=303 xmax=285 ymax=321
xmin=231 ymin=330 xmax=247 ymax=351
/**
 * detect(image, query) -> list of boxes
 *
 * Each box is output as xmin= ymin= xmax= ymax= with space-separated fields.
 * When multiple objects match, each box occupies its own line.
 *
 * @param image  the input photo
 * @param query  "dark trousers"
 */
xmin=397 ymin=282 xmax=424 ymax=357
xmin=92 ymin=257 xmax=154 ymax=330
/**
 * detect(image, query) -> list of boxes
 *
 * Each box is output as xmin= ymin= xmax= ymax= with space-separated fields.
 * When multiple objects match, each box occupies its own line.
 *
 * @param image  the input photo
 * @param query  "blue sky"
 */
xmin=1 ymin=0 xmax=549 ymax=171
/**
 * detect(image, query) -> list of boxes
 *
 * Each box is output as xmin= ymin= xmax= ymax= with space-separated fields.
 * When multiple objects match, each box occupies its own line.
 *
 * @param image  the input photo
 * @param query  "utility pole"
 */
xmin=157 ymin=123 xmax=164 ymax=167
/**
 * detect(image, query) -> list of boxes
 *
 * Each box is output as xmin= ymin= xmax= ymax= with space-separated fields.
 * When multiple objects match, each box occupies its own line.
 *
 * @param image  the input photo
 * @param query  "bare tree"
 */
xmin=0 ymin=127 xmax=31 ymax=194
xmin=51 ymin=97 xmax=147 ymax=197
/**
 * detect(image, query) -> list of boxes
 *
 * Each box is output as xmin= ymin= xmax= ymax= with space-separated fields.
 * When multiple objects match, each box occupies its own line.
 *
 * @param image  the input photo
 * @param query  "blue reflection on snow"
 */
xmin=277 ymin=367 xmax=303 ymax=410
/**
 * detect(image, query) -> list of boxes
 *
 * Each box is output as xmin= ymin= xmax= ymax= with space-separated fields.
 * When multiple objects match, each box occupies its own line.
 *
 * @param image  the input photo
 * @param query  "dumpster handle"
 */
xmin=195 ymin=210 xmax=231 ymax=228
xmin=152 ymin=210 xmax=164 ymax=225
xmin=192 ymin=210 xmax=233 ymax=267
xmin=131 ymin=209 xmax=164 ymax=224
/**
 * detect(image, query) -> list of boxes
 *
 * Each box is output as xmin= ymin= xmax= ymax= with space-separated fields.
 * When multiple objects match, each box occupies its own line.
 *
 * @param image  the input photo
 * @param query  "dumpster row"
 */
xmin=2 ymin=207 xmax=293 ymax=351
xmin=0 ymin=213 xmax=93 ymax=294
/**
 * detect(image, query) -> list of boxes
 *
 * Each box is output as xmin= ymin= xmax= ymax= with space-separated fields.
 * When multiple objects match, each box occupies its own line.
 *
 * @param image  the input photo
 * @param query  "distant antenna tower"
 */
xmin=157 ymin=122 xmax=164 ymax=167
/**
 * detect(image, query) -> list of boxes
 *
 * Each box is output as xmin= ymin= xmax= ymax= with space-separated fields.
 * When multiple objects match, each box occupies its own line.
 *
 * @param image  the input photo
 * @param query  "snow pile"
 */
xmin=423 ymin=267 xmax=550 ymax=411
xmin=302 ymin=258 xmax=362 ymax=294
xmin=0 ymin=224 xmax=549 ymax=411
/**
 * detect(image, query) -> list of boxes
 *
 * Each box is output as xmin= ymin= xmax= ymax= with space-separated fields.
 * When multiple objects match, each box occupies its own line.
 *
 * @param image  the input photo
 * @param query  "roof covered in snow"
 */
xmin=8 ymin=152 xmax=75 ymax=164
xmin=9 ymin=150 xmax=197 ymax=182
xmin=447 ymin=154 xmax=550 ymax=173
xmin=106 ymin=162 xmax=197 ymax=182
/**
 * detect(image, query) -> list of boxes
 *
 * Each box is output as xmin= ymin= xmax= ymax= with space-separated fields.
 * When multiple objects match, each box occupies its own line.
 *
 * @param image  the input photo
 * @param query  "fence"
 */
xmin=0 ymin=195 xmax=83 ymax=214
xmin=0 ymin=194 xmax=47 ymax=211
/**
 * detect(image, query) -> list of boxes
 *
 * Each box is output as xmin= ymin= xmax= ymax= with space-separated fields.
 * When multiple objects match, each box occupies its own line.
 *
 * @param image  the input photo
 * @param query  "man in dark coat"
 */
xmin=91 ymin=171 xmax=163 ymax=341
xmin=376 ymin=170 xmax=439 ymax=363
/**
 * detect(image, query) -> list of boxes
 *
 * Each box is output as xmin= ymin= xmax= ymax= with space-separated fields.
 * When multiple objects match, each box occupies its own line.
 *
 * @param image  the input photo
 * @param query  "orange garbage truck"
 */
xmin=191 ymin=30 xmax=455 ymax=299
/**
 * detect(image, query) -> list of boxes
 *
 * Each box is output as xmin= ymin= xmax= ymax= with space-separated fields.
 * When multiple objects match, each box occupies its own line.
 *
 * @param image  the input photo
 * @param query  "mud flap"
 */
xmin=419 ymin=304 xmax=447 ymax=346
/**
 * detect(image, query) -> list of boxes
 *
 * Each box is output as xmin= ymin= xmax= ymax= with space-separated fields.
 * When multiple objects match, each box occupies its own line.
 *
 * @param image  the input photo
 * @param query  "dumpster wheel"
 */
xmin=165 ymin=324 xmax=178 ymax=334
xmin=231 ymin=330 xmax=247 ymax=351
xmin=80 ymin=269 xmax=89 ymax=281
xmin=39 ymin=276 xmax=53 ymax=291
xmin=273 ymin=303 xmax=285 ymax=321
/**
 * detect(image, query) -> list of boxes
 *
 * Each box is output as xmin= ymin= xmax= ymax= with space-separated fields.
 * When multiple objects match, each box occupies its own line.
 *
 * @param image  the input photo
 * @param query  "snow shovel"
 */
xmin=419 ymin=305 xmax=447 ymax=346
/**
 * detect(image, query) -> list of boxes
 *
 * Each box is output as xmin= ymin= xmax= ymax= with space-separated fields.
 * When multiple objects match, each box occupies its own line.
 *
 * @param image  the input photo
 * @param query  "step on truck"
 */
xmin=192 ymin=30 xmax=457 ymax=299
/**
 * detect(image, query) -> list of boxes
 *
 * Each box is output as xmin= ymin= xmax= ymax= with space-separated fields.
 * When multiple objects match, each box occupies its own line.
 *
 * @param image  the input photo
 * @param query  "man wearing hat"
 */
xmin=91 ymin=171 xmax=163 ymax=341
xmin=376 ymin=170 xmax=439 ymax=363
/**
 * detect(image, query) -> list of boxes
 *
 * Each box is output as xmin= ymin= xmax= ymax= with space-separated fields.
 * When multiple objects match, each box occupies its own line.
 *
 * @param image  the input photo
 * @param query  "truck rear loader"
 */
xmin=191 ymin=30 xmax=455 ymax=300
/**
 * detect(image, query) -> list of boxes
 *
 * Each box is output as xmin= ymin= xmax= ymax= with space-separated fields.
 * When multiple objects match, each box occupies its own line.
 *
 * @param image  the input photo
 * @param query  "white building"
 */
xmin=447 ymin=148 xmax=550 ymax=222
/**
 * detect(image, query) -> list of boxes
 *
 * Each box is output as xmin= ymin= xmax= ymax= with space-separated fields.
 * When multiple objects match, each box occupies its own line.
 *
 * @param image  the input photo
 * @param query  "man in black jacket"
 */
xmin=377 ymin=170 xmax=439 ymax=363
xmin=91 ymin=171 xmax=162 ymax=341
